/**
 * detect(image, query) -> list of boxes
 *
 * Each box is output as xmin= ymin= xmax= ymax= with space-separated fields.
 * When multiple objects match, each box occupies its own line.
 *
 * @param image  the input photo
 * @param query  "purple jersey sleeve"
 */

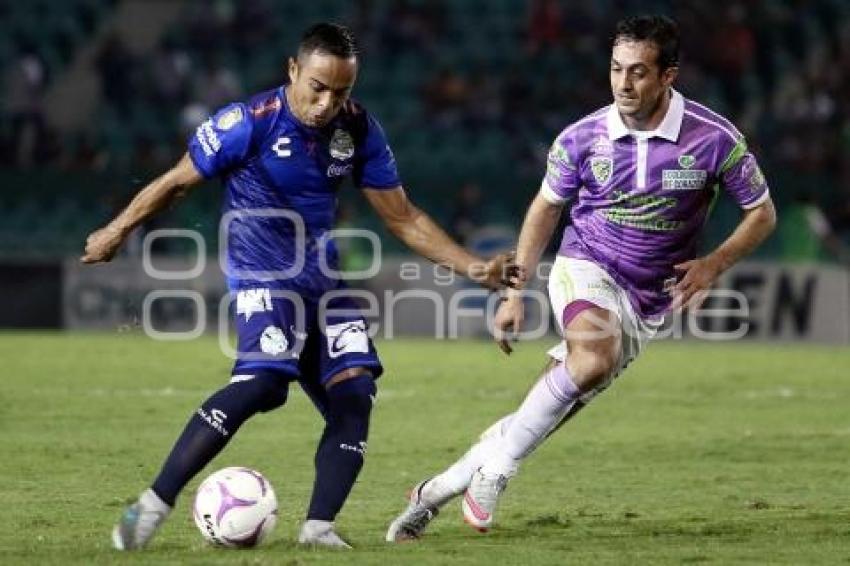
xmin=354 ymin=114 xmax=401 ymax=190
xmin=540 ymin=128 xmax=580 ymax=205
xmin=187 ymin=103 xmax=254 ymax=179
xmin=718 ymin=137 xmax=770 ymax=209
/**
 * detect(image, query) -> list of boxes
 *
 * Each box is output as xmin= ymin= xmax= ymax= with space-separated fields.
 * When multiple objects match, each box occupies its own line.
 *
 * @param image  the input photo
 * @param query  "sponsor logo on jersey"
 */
xmin=550 ymin=144 xmax=572 ymax=167
xmin=196 ymin=119 xmax=221 ymax=156
xmin=329 ymin=129 xmax=355 ymax=160
xmin=590 ymin=156 xmax=613 ymax=184
xmin=260 ymin=325 xmax=288 ymax=356
xmin=590 ymin=135 xmax=613 ymax=156
xmin=327 ymin=163 xmax=353 ymax=177
xmin=662 ymin=169 xmax=707 ymax=190
xmin=605 ymin=190 xmax=683 ymax=231
xmin=741 ymin=155 xmax=766 ymax=193
xmin=216 ymin=107 xmax=243 ymax=131
xmin=545 ymin=143 xmax=573 ymax=187
xmin=325 ymin=320 xmax=369 ymax=359
xmin=236 ymin=288 xmax=273 ymax=321
xmin=678 ymin=154 xmax=696 ymax=169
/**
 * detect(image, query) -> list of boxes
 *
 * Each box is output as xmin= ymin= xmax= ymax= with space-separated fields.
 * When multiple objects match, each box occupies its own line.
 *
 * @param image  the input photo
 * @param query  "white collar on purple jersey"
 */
xmin=606 ymin=88 xmax=684 ymax=142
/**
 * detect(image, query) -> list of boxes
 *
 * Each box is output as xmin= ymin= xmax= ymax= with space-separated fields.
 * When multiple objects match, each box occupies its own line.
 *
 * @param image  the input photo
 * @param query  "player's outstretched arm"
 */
xmin=494 ymin=192 xmax=564 ymax=354
xmin=81 ymin=153 xmax=204 ymax=264
xmin=671 ymin=197 xmax=777 ymax=310
xmin=363 ymin=186 xmax=524 ymax=290
xmin=507 ymin=192 xmax=564 ymax=292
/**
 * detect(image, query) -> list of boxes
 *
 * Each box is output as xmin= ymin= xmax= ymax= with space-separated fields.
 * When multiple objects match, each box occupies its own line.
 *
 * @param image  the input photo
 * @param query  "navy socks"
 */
xmin=151 ymin=373 xmax=289 ymax=506
xmin=306 ymin=375 xmax=376 ymax=521
xmin=148 ymin=369 xmax=374 ymax=522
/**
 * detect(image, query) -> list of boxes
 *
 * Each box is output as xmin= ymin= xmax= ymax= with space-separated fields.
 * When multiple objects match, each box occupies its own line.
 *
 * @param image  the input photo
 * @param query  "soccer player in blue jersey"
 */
xmin=82 ymin=23 xmax=517 ymax=550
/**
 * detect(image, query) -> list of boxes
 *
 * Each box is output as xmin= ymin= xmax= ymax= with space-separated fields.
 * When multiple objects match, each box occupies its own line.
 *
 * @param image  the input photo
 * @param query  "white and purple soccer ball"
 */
xmin=192 ymin=467 xmax=277 ymax=548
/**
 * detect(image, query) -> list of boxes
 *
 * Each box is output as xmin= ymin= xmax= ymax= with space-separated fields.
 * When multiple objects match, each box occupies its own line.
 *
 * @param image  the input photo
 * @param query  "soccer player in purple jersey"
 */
xmin=387 ymin=15 xmax=776 ymax=540
xmin=82 ymin=24 xmax=517 ymax=550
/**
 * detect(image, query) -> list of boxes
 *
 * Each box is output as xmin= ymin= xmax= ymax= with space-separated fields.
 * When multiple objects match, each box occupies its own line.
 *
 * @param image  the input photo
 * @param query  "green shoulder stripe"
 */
xmin=719 ymin=138 xmax=748 ymax=173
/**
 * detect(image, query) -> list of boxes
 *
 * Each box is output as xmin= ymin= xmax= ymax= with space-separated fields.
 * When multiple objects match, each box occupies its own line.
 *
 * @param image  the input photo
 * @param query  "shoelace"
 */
xmin=471 ymin=473 xmax=508 ymax=505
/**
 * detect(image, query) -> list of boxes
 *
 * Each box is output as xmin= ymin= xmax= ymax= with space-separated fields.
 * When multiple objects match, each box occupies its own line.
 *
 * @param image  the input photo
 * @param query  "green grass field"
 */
xmin=1 ymin=332 xmax=849 ymax=564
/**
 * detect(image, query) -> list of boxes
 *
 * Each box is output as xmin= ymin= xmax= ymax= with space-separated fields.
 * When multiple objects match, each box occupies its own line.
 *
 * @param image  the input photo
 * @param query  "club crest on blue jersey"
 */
xmin=329 ymin=129 xmax=355 ymax=160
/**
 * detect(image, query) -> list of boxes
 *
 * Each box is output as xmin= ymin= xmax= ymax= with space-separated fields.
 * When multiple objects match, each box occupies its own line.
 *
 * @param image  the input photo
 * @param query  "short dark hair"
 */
xmin=613 ymin=15 xmax=680 ymax=70
xmin=298 ymin=23 xmax=358 ymax=60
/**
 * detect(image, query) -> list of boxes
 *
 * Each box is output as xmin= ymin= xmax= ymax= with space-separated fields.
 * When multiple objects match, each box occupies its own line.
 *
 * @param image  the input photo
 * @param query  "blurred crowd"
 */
xmin=2 ymin=0 xmax=849 ymax=259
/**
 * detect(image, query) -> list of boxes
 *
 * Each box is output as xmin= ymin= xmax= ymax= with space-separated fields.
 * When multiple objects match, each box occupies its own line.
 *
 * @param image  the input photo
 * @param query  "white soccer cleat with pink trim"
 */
xmin=461 ymin=469 xmax=510 ymax=532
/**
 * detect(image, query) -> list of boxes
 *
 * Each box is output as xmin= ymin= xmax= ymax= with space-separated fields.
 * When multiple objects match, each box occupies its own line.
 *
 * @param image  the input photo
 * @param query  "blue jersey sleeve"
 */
xmin=187 ymin=103 xmax=254 ymax=178
xmin=354 ymin=114 xmax=401 ymax=189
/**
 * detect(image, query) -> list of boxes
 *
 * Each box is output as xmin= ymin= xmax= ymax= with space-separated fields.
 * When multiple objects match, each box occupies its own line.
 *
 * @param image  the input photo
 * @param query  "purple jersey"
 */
xmin=541 ymin=89 xmax=770 ymax=317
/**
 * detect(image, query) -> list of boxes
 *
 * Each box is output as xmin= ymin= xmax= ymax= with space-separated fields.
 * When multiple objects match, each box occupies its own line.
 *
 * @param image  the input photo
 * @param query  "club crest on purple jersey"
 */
xmin=590 ymin=156 xmax=613 ymax=184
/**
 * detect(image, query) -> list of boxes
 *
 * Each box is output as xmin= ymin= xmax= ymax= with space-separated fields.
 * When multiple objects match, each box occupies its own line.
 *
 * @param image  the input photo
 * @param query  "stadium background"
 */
xmin=3 ymin=0 xmax=850 ymax=254
xmin=2 ymin=0 xmax=849 ymax=338
xmin=3 ymin=0 xmax=848 ymax=341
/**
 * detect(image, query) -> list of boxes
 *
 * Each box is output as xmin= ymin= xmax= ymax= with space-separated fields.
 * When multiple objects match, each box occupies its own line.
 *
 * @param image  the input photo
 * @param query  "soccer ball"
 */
xmin=192 ymin=467 xmax=278 ymax=548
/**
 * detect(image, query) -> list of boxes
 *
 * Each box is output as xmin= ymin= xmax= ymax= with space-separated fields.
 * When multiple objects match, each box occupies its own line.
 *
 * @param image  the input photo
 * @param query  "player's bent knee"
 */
xmin=233 ymin=371 xmax=290 ymax=413
xmin=567 ymin=348 xmax=619 ymax=390
xmin=326 ymin=366 xmax=374 ymax=389
xmin=327 ymin=372 xmax=376 ymax=399
xmin=325 ymin=373 xmax=376 ymax=459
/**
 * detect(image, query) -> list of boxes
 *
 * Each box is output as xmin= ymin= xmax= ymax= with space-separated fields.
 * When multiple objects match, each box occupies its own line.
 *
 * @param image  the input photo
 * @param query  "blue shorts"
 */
xmin=230 ymin=286 xmax=382 ymax=386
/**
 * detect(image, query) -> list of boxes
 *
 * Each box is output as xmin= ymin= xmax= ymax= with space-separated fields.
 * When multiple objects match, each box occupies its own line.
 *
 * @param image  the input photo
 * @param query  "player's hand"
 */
xmin=80 ymin=224 xmax=126 ymax=264
xmin=493 ymin=295 xmax=524 ymax=355
xmin=670 ymin=255 xmax=723 ymax=311
xmin=469 ymin=251 xmax=527 ymax=291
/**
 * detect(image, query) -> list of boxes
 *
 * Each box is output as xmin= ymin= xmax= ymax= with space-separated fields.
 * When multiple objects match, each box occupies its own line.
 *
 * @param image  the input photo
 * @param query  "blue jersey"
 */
xmin=188 ymin=86 xmax=401 ymax=298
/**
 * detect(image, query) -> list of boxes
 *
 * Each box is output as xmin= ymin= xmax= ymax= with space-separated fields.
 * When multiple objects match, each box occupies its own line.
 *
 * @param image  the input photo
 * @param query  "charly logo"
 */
xmin=271 ymin=136 xmax=291 ymax=158
xmin=678 ymin=154 xmax=696 ymax=169
xmin=590 ymin=156 xmax=613 ymax=184
xmin=329 ymin=129 xmax=355 ymax=160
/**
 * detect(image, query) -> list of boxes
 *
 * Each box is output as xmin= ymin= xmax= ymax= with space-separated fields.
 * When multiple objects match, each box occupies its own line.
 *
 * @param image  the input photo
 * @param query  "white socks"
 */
xmin=423 ymin=414 xmax=514 ymax=503
xmin=480 ymin=363 xmax=580 ymax=477
xmin=424 ymin=362 xmax=581 ymax=500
